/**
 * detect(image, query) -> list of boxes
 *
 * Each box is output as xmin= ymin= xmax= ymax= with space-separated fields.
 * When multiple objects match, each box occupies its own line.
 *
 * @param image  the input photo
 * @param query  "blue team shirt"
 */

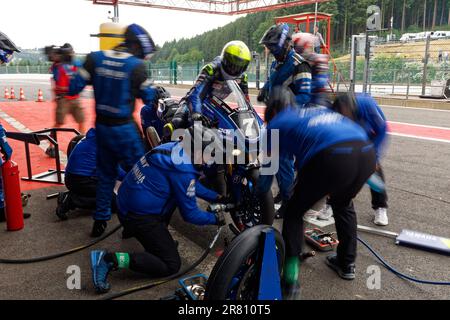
xmin=117 ymin=142 xmax=218 ymax=225
xmin=65 ymin=128 xmax=126 ymax=179
xmin=266 ymin=107 xmax=370 ymax=170
xmin=355 ymin=94 xmax=388 ymax=159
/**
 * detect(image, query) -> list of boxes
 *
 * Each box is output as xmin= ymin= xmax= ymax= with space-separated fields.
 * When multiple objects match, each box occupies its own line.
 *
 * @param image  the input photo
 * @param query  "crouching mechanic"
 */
xmin=331 ymin=93 xmax=389 ymax=226
xmin=56 ymin=128 xmax=126 ymax=220
xmin=262 ymin=87 xmax=375 ymax=299
xmin=90 ymin=125 xmax=228 ymax=293
xmin=69 ymin=24 xmax=159 ymax=237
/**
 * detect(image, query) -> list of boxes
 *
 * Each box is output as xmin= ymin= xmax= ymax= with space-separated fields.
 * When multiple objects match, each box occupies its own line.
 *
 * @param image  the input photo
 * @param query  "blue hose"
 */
xmin=357 ymin=237 xmax=450 ymax=286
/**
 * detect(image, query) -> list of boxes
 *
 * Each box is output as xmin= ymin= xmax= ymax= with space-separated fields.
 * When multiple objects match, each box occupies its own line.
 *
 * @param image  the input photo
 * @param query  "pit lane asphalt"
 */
xmin=0 ymin=78 xmax=448 ymax=300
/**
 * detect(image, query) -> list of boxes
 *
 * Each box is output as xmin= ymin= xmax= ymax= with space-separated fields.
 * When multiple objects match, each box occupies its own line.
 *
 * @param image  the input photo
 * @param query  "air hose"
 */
xmin=0 ymin=224 xmax=122 ymax=264
xmin=100 ymin=226 xmax=224 ymax=300
xmin=357 ymin=237 xmax=450 ymax=286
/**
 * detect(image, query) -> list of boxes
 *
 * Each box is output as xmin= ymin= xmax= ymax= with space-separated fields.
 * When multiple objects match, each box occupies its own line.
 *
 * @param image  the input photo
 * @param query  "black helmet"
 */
xmin=260 ymin=24 xmax=291 ymax=62
xmin=183 ymin=123 xmax=222 ymax=169
xmin=331 ymin=92 xmax=358 ymax=121
xmin=264 ymin=85 xmax=295 ymax=122
xmin=124 ymin=24 xmax=157 ymax=60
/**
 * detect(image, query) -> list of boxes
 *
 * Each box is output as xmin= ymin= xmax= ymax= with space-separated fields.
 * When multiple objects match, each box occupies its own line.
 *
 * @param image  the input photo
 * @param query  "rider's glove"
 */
xmin=214 ymin=212 xmax=226 ymax=226
xmin=191 ymin=112 xmax=211 ymax=127
xmin=191 ymin=112 xmax=204 ymax=122
xmin=91 ymin=220 xmax=107 ymax=238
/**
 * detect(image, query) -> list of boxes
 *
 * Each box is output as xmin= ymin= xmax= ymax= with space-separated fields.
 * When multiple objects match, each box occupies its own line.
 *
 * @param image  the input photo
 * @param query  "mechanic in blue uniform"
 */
xmin=140 ymin=86 xmax=171 ymax=142
xmin=55 ymin=128 xmax=126 ymax=220
xmin=0 ymin=31 xmax=30 ymax=222
xmin=0 ymin=124 xmax=13 ymax=223
xmin=257 ymin=24 xmax=313 ymax=218
xmin=90 ymin=125 xmax=228 ymax=293
xmin=262 ymin=86 xmax=376 ymax=299
xmin=69 ymin=24 xmax=158 ymax=237
xmin=330 ymin=93 xmax=389 ymax=226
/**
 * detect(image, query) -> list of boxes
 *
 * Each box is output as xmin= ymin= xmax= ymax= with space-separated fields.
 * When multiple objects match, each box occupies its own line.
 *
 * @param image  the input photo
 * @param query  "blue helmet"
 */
xmin=260 ymin=24 xmax=291 ymax=62
xmin=0 ymin=31 xmax=20 ymax=65
xmin=124 ymin=24 xmax=157 ymax=60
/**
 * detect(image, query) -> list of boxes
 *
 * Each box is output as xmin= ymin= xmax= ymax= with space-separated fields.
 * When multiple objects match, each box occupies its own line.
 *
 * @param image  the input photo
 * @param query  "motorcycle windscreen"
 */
xmin=222 ymin=80 xmax=250 ymax=111
xmin=230 ymin=111 xmax=260 ymax=140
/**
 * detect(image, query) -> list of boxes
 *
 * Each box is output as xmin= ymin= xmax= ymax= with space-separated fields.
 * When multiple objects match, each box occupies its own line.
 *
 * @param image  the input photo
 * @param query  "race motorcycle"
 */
xmin=147 ymin=81 xmax=273 ymax=234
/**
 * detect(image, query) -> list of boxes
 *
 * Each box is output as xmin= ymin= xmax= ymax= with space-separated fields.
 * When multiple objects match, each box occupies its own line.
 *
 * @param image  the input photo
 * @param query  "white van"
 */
xmin=416 ymin=31 xmax=435 ymax=40
xmin=400 ymin=33 xmax=418 ymax=42
xmin=432 ymin=31 xmax=450 ymax=39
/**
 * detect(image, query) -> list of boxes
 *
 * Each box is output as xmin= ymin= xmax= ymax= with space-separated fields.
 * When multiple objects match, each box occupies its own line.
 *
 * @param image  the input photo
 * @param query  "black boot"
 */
xmin=56 ymin=192 xmax=72 ymax=221
xmin=45 ymin=146 xmax=56 ymax=158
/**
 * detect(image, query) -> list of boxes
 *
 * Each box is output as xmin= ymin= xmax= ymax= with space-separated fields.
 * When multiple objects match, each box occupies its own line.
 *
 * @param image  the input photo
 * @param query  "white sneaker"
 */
xmin=318 ymin=204 xmax=333 ymax=220
xmin=304 ymin=209 xmax=320 ymax=221
xmin=374 ymin=208 xmax=389 ymax=226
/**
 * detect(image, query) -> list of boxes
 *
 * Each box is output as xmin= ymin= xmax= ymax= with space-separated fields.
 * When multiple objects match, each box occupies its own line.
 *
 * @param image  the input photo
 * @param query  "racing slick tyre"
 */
xmin=205 ymin=225 xmax=284 ymax=300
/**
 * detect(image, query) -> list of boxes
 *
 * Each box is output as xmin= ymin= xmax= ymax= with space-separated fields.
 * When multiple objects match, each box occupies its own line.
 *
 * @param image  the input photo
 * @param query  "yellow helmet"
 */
xmin=220 ymin=41 xmax=251 ymax=78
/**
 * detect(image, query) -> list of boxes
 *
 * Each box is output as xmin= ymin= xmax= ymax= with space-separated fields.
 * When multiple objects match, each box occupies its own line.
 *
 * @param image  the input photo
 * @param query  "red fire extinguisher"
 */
xmin=2 ymin=160 xmax=24 ymax=231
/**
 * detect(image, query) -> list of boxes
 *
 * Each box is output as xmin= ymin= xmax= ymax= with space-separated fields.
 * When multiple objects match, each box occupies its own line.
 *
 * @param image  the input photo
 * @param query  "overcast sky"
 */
xmin=0 ymin=0 xmax=239 ymax=53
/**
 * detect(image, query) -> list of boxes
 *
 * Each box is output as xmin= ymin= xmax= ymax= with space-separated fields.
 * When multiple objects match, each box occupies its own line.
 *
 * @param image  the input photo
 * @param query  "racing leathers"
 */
xmin=168 ymin=56 xmax=249 ymax=133
xmin=259 ymin=49 xmax=312 ymax=108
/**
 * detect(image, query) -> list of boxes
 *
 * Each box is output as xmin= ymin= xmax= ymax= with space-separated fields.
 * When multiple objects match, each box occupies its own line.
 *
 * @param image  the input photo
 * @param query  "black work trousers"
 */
xmin=283 ymin=141 xmax=376 ymax=267
xmin=371 ymin=164 xmax=388 ymax=209
xmin=119 ymin=212 xmax=181 ymax=277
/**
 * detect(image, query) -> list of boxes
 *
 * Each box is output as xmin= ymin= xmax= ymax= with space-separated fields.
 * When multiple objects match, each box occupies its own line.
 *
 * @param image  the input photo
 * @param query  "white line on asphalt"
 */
xmin=381 ymin=104 xmax=450 ymax=113
xmin=389 ymin=121 xmax=450 ymax=131
xmin=1 ymin=80 xmax=51 ymax=85
xmin=388 ymin=132 xmax=450 ymax=144
xmin=0 ymin=109 xmax=68 ymax=164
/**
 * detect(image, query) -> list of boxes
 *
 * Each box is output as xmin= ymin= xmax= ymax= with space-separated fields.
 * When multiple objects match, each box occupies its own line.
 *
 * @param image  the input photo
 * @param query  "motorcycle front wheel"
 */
xmin=204 ymin=225 xmax=284 ymax=300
